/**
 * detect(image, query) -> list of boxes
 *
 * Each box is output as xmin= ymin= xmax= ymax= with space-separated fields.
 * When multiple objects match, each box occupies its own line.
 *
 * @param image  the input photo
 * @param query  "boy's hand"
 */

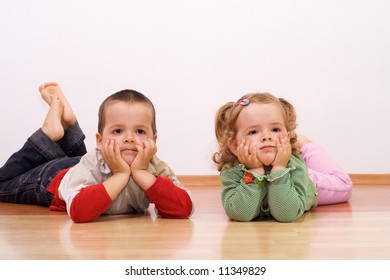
xmin=131 ymin=138 xmax=157 ymax=172
xmin=271 ymin=132 xmax=291 ymax=172
xmin=98 ymin=139 xmax=131 ymax=200
xmin=130 ymin=138 xmax=158 ymax=191
xmin=99 ymin=139 xmax=131 ymax=176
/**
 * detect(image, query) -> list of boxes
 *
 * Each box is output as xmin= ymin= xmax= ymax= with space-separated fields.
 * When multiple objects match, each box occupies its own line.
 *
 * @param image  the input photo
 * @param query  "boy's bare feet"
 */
xmin=39 ymin=82 xmax=77 ymax=129
xmin=295 ymin=135 xmax=313 ymax=150
xmin=41 ymin=94 xmax=65 ymax=142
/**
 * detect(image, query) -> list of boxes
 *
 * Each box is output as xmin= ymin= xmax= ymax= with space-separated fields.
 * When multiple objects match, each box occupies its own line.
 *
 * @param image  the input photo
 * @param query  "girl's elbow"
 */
xmin=273 ymin=215 xmax=296 ymax=223
xmin=229 ymin=215 xmax=253 ymax=222
xmin=225 ymin=207 xmax=256 ymax=222
xmin=271 ymin=209 xmax=302 ymax=223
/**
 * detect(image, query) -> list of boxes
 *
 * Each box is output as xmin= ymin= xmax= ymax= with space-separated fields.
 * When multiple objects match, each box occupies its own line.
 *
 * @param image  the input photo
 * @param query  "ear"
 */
xmin=228 ymin=138 xmax=238 ymax=156
xmin=96 ymin=133 xmax=103 ymax=148
xmin=153 ymin=134 xmax=157 ymax=143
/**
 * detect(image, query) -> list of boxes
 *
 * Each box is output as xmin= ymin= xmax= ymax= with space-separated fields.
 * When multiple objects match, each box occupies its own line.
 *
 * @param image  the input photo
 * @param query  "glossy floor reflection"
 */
xmin=0 ymin=185 xmax=389 ymax=259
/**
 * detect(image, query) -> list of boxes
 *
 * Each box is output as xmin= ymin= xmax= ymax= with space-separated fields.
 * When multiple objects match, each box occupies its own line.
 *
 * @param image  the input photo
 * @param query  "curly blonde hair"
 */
xmin=212 ymin=93 xmax=299 ymax=171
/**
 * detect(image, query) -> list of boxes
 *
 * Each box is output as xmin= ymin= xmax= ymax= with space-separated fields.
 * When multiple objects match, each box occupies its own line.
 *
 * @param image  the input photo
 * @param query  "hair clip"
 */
xmin=238 ymin=99 xmax=249 ymax=106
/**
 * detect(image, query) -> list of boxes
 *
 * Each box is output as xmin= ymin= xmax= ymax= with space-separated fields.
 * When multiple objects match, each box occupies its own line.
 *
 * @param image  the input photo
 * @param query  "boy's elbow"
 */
xmin=70 ymin=212 xmax=96 ymax=223
xmin=69 ymin=205 xmax=100 ymax=223
xmin=157 ymin=198 xmax=194 ymax=219
xmin=174 ymin=202 xmax=194 ymax=219
xmin=72 ymin=218 xmax=91 ymax=223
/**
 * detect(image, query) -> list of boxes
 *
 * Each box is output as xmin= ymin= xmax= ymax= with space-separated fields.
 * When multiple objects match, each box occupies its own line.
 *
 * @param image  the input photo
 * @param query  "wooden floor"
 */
xmin=0 ymin=184 xmax=390 ymax=260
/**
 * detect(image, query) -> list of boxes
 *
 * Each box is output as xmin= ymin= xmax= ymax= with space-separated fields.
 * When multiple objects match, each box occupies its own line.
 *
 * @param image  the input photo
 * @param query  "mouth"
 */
xmin=121 ymin=148 xmax=137 ymax=153
xmin=260 ymin=146 xmax=275 ymax=150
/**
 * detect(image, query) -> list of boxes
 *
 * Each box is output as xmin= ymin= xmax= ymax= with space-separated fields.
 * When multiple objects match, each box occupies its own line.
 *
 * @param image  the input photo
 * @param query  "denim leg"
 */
xmin=0 ymin=157 xmax=81 ymax=206
xmin=57 ymin=121 xmax=87 ymax=157
xmin=0 ymin=125 xmax=86 ymax=206
xmin=0 ymin=128 xmax=66 ymax=181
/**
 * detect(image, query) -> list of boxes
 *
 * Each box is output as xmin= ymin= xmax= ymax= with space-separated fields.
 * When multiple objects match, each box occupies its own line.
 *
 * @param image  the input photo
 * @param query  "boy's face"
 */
xmin=96 ymin=101 xmax=156 ymax=166
xmin=230 ymin=103 xmax=287 ymax=166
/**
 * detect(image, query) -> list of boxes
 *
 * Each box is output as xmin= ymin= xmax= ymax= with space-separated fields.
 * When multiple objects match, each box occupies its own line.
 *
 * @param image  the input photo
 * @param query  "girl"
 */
xmin=0 ymin=82 xmax=193 ymax=222
xmin=212 ymin=93 xmax=352 ymax=222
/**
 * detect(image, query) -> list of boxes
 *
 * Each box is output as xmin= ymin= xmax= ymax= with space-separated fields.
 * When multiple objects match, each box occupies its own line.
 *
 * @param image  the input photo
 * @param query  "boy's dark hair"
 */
xmin=97 ymin=89 xmax=157 ymax=134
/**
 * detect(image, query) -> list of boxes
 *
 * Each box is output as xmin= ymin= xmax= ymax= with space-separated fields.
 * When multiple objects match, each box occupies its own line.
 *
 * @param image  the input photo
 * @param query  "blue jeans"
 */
xmin=0 ymin=123 xmax=87 ymax=206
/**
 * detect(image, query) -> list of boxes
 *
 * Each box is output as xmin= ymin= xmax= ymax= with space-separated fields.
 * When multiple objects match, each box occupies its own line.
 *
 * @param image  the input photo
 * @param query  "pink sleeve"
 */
xmin=145 ymin=176 xmax=193 ymax=218
xmin=69 ymin=183 xmax=112 ymax=223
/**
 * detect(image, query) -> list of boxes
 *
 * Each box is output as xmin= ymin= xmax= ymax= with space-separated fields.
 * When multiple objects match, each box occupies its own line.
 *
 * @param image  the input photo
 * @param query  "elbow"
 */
xmin=72 ymin=218 xmax=91 ymax=223
xmin=228 ymin=213 xmax=254 ymax=222
xmin=70 ymin=211 xmax=98 ymax=223
xmin=224 ymin=206 xmax=256 ymax=222
xmin=273 ymin=215 xmax=296 ymax=223
xmin=178 ymin=194 xmax=194 ymax=219
xmin=183 ymin=202 xmax=194 ymax=218
xmin=157 ymin=197 xmax=194 ymax=219
xmin=231 ymin=216 xmax=254 ymax=222
xmin=69 ymin=202 xmax=102 ymax=223
xmin=271 ymin=208 xmax=303 ymax=223
xmin=170 ymin=203 xmax=194 ymax=219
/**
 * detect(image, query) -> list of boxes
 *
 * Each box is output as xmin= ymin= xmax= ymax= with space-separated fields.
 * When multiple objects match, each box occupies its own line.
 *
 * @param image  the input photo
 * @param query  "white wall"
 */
xmin=1 ymin=0 xmax=389 ymax=175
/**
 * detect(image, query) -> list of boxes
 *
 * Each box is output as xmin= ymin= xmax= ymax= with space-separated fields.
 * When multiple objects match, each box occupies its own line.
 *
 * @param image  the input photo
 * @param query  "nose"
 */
xmin=123 ymin=132 xmax=135 ymax=143
xmin=261 ymin=132 xmax=273 ymax=142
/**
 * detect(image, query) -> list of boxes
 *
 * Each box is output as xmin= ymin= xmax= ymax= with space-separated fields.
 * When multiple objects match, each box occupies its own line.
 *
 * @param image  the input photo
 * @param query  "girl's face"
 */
xmin=96 ymin=101 xmax=156 ymax=166
xmin=231 ymin=103 xmax=287 ymax=166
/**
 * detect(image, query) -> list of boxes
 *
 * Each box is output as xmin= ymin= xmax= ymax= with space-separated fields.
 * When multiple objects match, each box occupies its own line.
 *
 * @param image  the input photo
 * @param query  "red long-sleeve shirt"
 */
xmin=48 ymin=166 xmax=193 ymax=223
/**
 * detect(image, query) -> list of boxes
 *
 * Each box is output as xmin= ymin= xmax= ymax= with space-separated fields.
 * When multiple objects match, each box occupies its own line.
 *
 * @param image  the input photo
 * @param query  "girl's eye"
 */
xmin=135 ymin=129 xmax=146 ymax=135
xmin=272 ymin=128 xmax=281 ymax=133
xmin=248 ymin=130 xmax=258 ymax=136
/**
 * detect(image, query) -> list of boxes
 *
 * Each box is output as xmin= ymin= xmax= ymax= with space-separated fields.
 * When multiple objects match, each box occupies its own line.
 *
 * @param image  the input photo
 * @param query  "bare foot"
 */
xmin=39 ymin=82 xmax=58 ymax=105
xmin=41 ymin=94 xmax=65 ymax=142
xmin=39 ymin=82 xmax=77 ymax=129
xmin=295 ymin=135 xmax=313 ymax=150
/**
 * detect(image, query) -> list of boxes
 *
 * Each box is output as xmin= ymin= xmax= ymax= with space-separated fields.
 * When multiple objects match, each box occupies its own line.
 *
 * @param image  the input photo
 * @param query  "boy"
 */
xmin=0 ymin=82 xmax=193 ymax=222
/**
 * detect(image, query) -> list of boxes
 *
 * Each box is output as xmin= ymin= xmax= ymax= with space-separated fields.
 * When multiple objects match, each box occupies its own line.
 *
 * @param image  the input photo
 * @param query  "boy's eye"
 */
xmin=113 ymin=129 xmax=122 ymax=134
xmin=135 ymin=129 xmax=146 ymax=135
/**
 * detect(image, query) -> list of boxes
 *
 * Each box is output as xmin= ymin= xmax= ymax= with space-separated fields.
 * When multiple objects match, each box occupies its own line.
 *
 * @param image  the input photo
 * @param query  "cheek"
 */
xmin=246 ymin=136 xmax=259 ymax=147
xmin=235 ymin=132 xmax=245 ymax=143
xmin=108 ymin=134 xmax=121 ymax=141
xmin=137 ymin=134 xmax=149 ymax=140
xmin=100 ymin=131 xmax=112 ymax=141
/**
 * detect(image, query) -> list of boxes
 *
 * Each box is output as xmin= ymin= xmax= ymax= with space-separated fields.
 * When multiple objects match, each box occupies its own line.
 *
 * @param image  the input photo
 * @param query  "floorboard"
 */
xmin=0 ymin=185 xmax=389 ymax=260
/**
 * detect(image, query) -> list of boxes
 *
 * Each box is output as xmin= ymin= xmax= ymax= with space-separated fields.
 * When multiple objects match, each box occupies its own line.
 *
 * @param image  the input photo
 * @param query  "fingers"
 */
xmin=100 ymin=139 xmax=118 ymax=163
xmin=135 ymin=138 xmax=157 ymax=156
xmin=132 ymin=138 xmax=157 ymax=170
xmin=99 ymin=139 xmax=130 ymax=174
xmin=98 ymin=137 xmax=157 ymax=173
xmin=277 ymin=131 xmax=291 ymax=153
xmin=236 ymin=138 xmax=262 ymax=169
xmin=236 ymin=138 xmax=250 ymax=162
xmin=273 ymin=132 xmax=291 ymax=168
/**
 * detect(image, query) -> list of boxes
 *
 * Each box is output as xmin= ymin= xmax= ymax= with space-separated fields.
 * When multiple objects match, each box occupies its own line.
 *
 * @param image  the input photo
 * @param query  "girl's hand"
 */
xmin=98 ymin=139 xmax=130 ymax=176
xmin=271 ymin=131 xmax=291 ymax=172
xmin=236 ymin=138 xmax=263 ymax=172
xmin=130 ymin=138 xmax=157 ymax=172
